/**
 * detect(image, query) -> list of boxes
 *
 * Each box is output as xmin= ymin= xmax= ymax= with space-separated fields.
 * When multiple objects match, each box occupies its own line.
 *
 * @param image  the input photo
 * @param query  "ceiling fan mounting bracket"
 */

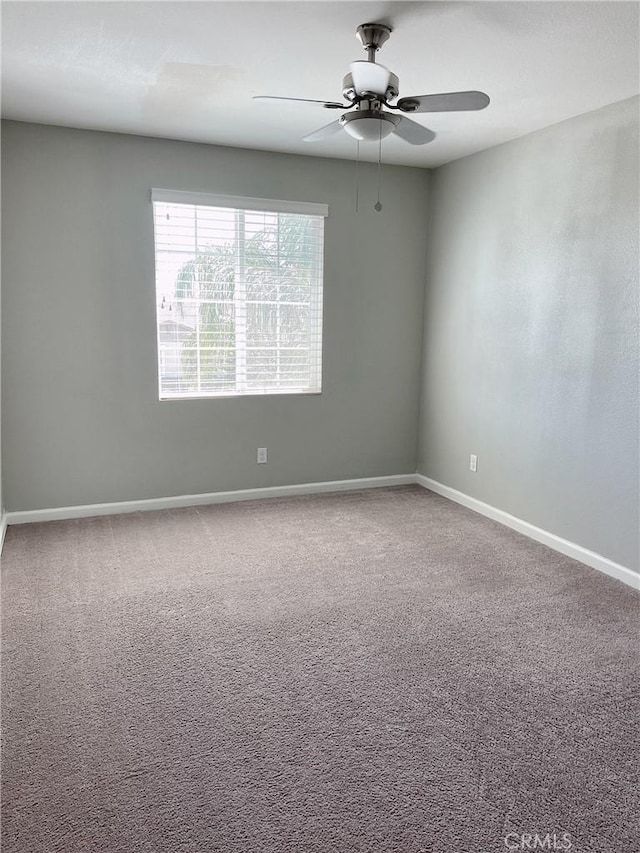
xmin=356 ymin=23 xmax=392 ymax=61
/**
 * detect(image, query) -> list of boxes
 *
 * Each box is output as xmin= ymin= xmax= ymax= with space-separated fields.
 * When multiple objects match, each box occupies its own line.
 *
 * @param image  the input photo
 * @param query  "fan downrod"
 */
xmin=356 ymin=22 xmax=392 ymax=62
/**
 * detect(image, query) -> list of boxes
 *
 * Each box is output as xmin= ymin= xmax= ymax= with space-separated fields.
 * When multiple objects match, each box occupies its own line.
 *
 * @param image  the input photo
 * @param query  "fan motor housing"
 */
xmin=342 ymin=72 xmax=399 ymax=104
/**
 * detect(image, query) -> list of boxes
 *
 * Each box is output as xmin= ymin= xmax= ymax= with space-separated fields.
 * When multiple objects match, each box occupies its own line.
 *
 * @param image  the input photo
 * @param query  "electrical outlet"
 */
xmin=469 ymin=454 xmax=478 ymax=472
xmin=257 ymin=447 xmax=268 ymax=464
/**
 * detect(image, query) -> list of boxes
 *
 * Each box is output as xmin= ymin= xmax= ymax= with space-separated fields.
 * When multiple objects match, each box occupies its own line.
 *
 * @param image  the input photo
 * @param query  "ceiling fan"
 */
xmin=254 ymin=22 xmax=490 ymax=146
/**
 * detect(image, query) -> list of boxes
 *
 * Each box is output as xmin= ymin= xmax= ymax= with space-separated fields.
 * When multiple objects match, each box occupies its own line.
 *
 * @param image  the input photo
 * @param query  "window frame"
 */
xmin=151 ymin=189 xmax=328 ymax=401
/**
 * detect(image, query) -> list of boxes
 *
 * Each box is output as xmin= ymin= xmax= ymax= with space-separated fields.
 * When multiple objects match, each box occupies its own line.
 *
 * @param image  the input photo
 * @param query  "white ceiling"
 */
xmin=2 ymin=1 xmax=639 ymax=168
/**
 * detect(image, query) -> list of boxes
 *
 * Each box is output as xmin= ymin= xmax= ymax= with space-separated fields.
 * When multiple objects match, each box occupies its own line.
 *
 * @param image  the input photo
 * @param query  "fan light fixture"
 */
xmin=340 ymin=110 xmax=399 ymax=142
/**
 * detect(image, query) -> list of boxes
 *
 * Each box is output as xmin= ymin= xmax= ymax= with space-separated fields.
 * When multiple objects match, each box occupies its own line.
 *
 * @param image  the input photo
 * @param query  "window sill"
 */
xmin=158 ymin=390 xmax=322 ymax=401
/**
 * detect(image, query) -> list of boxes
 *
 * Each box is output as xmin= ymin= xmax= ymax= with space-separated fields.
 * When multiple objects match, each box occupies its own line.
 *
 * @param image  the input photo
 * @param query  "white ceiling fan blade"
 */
xmin=393 ymin=117 xmax=436 ymax=145
xmin=397 ymin=91 xmax=490 ymax=113
xmin=254 ymin=96 xmax=347 ymax=109
xmin=303 ymin=120 xmax=343 ymax=142
xmin=349 ymin=61 xmax=392 ymax=97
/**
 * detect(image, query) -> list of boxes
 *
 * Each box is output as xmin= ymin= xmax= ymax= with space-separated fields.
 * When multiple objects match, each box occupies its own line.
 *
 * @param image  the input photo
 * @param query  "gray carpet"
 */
xmin=1 ymin=485 xmax=638 ymax=852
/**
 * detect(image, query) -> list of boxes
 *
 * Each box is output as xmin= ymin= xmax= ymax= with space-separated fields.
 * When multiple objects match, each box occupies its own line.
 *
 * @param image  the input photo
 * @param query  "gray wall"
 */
xmin=1 ymin=121 xmax=430 ymax=511
xmin=0 ymin=249 xmax=2 ymax=519
xmin=418 ymin=97 xmax=639 ymax=572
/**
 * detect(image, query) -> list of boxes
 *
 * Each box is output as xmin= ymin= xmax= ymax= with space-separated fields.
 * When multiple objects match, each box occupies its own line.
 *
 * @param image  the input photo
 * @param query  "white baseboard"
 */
xmin=0 ymin=512 xmax=7 ymax=556
xmin=415 ymin=474 xmax=639 ymax=591
xmin=5 ymin=474 xmax=416 ymax=526
xmin=5 ymin=473 xmax=637 ymax=591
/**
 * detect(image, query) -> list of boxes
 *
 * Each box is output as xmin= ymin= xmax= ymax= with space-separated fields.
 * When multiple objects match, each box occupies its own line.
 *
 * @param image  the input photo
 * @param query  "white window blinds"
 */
xmin=152 ymin=190 xmax=327 ymax=399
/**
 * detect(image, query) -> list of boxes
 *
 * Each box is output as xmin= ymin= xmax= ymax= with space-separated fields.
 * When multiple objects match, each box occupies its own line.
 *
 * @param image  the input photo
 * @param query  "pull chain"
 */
xmin=375 ymin=122 xmax=383 ymax=212
xmin=355 ymin=140 xmax=360 ymax=213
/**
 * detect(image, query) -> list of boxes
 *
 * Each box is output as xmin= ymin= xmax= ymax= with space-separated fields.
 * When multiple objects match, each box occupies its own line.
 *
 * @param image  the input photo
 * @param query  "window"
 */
xmin=152 ymin=189 xmax=327 ymax=399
